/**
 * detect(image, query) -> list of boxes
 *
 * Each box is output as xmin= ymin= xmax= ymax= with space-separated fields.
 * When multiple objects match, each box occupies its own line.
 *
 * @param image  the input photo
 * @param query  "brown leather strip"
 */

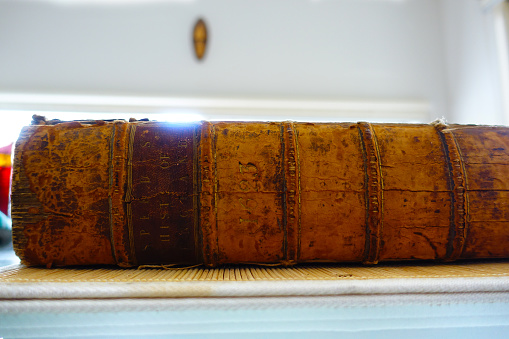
xmin=358 ymin=122 xmax=384 ymax=264
xmin=126 ymin=123 xmax=137 ymax=265
xmin=108 ymin=121 xmax=133 ymax=266
xmin=294 ymin=124 xmax=302 ymax=262
xmin=434 ymin=123 xmax=458 ymax=261
xmin=212 ymin=123 xmax=219 ymax=265
xmin=283 ymin=122 xmax=299 ymax=265
xmin=199 ymin=122 xmax=217 ymax=266
xmin=129 ymin=122 xmax=197 ymax=265
xmin=108 ymin=124 xmax=117 ymax=264
xmin=437 ymin=126 xmax=469 ymax=261
xmin=279 ymin=123 xmax=288 ymax=263
xmin=449 ymin=131 xmax=470 ymax=260
xmin=193 ymin=124 xmax=202 ymax=265
xmin=212 ymin=122 xmax=285 ymax=264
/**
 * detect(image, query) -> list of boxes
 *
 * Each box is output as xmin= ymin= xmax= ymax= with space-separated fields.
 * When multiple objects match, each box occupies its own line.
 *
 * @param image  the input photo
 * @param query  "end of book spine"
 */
xmin=11 ymin=122 xmax=121 ymax=267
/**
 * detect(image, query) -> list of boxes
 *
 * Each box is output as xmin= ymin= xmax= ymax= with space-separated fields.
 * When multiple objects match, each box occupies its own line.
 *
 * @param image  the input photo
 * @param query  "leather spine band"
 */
xmin=358 ymin=122 xmax=384 ymax=264
xmin=282 ymin=122 xmax=300 ymax=265
xmin=109 ymin=122 xmax=133 ymax=267
xmin=126 ymin=123 xmax=137 ymax=265
xmin=199 ymin=122 xmax=217 ymax=266
xmin=434 ymin=124 xmax=469 ymax=261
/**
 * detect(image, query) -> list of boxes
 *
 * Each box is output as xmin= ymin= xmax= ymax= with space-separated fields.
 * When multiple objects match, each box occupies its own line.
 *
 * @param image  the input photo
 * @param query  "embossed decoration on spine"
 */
xmin=193 ymin=124 xmax=201 ymax=265
xmin=125 ymin=123 xmax=137 ymax=265
xmin=294 ymin=125 xmax=303 ymax=261
xmin=358 ymin=122 xmax=384 ymax=264
xmin=108 ymin=122 xmax=132 ymax=267
xmin=108 ymin=124 xmax=117 ymax=264
xmin=212 ymin=125 xmax=219 ymax=265
xmin=199 ymin=122 xmax=217 ymax=266
xmin=283 ymin=122 xmax=300 ymax=265
xmin=435 ymin=124 xmax=469 ymax=261
xmin=129 ymin=122 xmax=197 ymax=265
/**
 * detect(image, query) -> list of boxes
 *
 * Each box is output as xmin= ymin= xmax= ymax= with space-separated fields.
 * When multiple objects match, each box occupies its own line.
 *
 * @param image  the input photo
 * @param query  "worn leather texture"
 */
xmin=11 ymin=120 xmax=509 ymax=267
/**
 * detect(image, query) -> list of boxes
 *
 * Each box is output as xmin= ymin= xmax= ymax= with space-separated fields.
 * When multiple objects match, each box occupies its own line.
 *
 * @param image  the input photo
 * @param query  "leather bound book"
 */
xmin=11 ymin=118 xmax=509 ymax=267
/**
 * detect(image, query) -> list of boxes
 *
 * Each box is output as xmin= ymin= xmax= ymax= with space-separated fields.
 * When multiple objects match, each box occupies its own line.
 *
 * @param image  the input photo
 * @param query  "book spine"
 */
xmin=11 ymin=121 xmax=509 ymax=267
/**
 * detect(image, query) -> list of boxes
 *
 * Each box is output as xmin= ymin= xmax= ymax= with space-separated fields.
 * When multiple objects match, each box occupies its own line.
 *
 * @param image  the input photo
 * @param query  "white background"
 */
xmin=0 ymin=0 xmax=507 ymax=127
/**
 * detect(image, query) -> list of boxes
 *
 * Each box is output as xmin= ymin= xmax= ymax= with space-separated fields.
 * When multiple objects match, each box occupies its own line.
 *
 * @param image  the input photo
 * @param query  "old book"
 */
xmin=10 ymin=118 xmax=509 ymax=267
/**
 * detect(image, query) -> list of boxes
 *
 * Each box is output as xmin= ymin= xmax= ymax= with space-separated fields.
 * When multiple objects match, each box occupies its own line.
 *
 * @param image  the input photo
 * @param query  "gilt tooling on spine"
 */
xmin=11 ymin=120 xmax=509 ymax=267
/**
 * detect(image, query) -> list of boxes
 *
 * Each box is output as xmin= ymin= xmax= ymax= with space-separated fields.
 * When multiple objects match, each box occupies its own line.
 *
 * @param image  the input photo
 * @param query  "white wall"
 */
xmin=439 ymin=0 xmax=508 ymax=125
xmin=0 ymin=0 xmax=448 ymax=122
xmin=1 ymin=0 xmax=507 ymax=124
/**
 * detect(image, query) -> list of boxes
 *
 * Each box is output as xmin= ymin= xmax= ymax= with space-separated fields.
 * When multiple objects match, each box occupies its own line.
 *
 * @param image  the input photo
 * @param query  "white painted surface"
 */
xmin=0 ymin=0 xmax=447 ymax=121
xmin=1 ymin=300 xmax=509 ymax=338
xmin=0 ymin=0 xmax=507 ymax=124
xmin=0 ymin=93 xmax=431 ymax=122
xmin=439 ymin=0 xmax=507 ymax=125
xmin=494 ymin=2 xmax=509 ymax=123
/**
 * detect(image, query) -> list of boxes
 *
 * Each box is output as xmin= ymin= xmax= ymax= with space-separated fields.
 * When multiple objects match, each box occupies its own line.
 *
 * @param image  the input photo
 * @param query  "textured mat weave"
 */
xmin=1 ymin=261 xmax=509 ymax=301
xmin=2 ymin=260 xmax=509 ymax=283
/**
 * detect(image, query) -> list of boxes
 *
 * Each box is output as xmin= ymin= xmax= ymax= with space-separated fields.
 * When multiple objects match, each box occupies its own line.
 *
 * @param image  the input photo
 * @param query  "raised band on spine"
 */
xmin=125 ymin=123 xmax=137 ymax=266
xmin=108 ymin=121 xmax=135 ymax=267
xmin=282 ymin=122 xmax=299 ymax=265
xmin=193 ymin=124 xmax=202 ymax=265
xmin=294 ymin=124 xmax=303 ymax=261
xmin=434 ymin=123 xmax=468 ymax=261
xmin=199 ymin=122 xmax=217 ymax=266
xmin=108 ymin=123 xmax=117 ymax=264
xmin=358 ymin=122 xmax=384 ymax=264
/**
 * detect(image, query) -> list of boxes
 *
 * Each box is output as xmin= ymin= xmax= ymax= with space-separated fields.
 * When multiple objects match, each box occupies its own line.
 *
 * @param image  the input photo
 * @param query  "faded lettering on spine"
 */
xmin=129 ymin=123 xmax=197 ymax=265
xmin=10 ymin=121 xmax=509 ymax=267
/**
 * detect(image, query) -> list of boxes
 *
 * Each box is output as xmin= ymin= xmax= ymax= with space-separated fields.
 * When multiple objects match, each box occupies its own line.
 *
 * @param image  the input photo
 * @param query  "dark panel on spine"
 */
xmin=130 ymin=123 xmax=196 ymax=265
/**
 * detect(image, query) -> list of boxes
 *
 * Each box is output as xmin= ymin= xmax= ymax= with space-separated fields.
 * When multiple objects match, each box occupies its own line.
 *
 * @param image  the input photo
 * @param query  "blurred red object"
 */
xmin=0 ymin=144 xmax=12 ymax=216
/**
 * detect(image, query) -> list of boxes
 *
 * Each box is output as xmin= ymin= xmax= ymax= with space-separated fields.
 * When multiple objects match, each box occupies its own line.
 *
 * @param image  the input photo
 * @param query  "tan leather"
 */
xmin=11 ymin=120 xmax=509 ymax=267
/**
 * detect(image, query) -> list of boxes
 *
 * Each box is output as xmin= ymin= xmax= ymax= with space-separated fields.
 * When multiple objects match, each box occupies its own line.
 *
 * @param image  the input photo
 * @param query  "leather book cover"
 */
xmin=11 ymin=118 xmax=509 ymax=267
